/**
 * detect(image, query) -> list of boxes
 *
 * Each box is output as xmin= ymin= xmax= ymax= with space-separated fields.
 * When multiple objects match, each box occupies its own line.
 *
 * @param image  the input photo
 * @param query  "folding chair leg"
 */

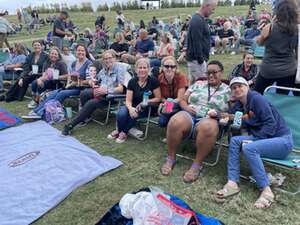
xmin=133 ymin=107 xmax=152 ymax=141
xmin=92 ymin=100 xmax=112 ymax=126
xmin=274 ymin=185 xmax=300 ymax=195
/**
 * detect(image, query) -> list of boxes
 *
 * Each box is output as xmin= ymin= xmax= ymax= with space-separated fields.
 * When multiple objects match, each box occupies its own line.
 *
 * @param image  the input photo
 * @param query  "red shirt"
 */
xmin=158 ymin=72 xmax=188 ymax=99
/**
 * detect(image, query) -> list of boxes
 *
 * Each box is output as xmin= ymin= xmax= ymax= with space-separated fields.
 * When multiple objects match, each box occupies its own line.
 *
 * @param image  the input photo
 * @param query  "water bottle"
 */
xmin=142 ymin=91 xmax=151 ymax=106
xmin=232 ymin=111 xmax=243 ymax=129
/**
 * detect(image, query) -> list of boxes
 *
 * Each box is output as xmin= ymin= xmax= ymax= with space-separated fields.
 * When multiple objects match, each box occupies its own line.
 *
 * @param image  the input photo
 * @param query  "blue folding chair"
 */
xmin=262 ymin=86 xmax=300 ymax=195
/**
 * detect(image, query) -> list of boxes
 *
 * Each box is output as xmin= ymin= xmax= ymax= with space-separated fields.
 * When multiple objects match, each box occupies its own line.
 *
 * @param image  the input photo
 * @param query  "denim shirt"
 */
xmin=96 ymin=62 xmax=126 ymax=93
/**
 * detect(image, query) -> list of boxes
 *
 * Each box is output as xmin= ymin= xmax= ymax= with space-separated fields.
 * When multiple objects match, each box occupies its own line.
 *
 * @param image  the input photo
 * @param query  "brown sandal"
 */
xmin=254 ymin=192 xmax=274 ymax=209
xmin=160 ymin=157 xmax=176 ymax=176
xmin=183 ymin=164 xmax=203 ymax=183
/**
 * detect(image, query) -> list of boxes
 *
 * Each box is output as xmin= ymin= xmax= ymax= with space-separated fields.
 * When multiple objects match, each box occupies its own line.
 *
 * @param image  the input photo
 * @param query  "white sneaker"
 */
xmin=128 ymin=127 xmax=144 ymax=138
xmin=27 ymin=100 xmax=37 ymax=109
xmin=230 ymin=51 xmax=236 ymax=55
xmin=22 ymin=111 xmax=41 ymax=120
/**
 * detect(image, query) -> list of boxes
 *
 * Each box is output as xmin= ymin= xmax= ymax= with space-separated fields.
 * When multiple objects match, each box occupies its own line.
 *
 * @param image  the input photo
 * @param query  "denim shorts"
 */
xmin=181 ymin=110 xmax=205 ymax=140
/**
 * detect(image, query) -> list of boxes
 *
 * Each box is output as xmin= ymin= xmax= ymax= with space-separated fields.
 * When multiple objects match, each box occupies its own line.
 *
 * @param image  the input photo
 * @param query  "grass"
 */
xmin=1 ymin=4 xmax=300 ymax=225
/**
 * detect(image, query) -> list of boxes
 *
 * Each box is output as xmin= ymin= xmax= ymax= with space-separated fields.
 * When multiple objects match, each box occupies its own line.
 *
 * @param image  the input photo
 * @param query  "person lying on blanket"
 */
xmin=215 ymin=77 xmax=293 ymax=209
xmin=160 ymin=60 xmax=231 ymax=183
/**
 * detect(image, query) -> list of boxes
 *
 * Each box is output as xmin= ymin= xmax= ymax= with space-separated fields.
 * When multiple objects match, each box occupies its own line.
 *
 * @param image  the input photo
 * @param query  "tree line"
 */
xmin=22 ymin=0 xmax=258 ymax=14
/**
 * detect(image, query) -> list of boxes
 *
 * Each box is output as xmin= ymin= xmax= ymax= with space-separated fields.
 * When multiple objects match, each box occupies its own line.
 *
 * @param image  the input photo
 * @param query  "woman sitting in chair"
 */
xmin=24 ymin=44 xmax=92 ymax=119
xmin=160 ymin=60 xmax=231 ymax=183
xmin=158 ymin=56 xmax=188 ymax=127
xmin=3 ymin=40 xmax=48 ymax=102
xmin=28 ymin=47 xmax=68 ymax=108
xmin=216 ymin=77 xmax=293 ymax=209
xmin=62 ymin=50 xmax=127 ymax=135
xmin=107 ymin=57 xmax=161 ymax=143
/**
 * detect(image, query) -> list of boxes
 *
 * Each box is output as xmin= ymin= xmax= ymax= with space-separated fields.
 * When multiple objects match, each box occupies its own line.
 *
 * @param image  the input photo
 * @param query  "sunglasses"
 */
xmin=205 ymin=70 xmax=221 ymax=76
xmin=163 ymin=64 xmax=176 ymax=69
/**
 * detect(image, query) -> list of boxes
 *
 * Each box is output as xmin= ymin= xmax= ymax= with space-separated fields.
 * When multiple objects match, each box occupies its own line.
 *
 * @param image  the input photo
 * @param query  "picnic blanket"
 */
xmin=0 ymin=121 xmax=123 ymax=225
xmin=0 ymin=107 xmax=22 ymax=130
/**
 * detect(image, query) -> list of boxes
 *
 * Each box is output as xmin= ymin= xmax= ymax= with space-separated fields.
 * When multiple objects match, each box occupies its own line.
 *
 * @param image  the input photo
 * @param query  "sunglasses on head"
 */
xmin=163 ymin=64 xmax=176 ymax=69
xmin=205 ymin=70 xmax=221 ymax=76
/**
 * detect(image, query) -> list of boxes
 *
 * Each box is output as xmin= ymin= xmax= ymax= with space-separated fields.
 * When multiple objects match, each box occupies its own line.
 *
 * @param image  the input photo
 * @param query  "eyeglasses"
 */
xmin=163 ymin=64 xmax=176 ymax=69
xmin=205 ymin=70 xmax=221 ymax=76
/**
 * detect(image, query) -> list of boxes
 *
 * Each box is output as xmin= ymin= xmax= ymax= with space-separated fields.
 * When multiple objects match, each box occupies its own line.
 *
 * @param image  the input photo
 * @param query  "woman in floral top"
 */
xmin=161 ymin=60 xmax=231 ymax=183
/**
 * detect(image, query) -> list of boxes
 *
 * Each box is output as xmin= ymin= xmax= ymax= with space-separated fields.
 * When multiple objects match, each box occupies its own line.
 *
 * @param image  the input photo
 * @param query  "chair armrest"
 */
xmin=106 ymin=94 xmax=126 ymax=100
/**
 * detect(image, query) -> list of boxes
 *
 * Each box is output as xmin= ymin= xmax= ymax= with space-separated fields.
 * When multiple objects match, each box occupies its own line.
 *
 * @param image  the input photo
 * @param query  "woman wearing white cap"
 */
xmin=216 ymin=77 xmax=293 ymax=209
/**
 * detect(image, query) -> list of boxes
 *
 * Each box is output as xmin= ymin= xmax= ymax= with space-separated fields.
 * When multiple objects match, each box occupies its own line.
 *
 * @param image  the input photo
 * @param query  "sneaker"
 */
xmin=128 ymin=127 xmax=143 ymax=138
xmin=230 ymin=51 xmax=236 ymax=55
xmin=115 ymin=132 xmax=127 ymax=143
xmin=21 ymin=111 xmax=41 ymax=120
xmin=62 ymin=124 xmax=73 ymax=136
xmin=77 ymin=117 xmax=92 ymax=127
xmin=27 ymin=100 xmax=37 ymax=109
xmin=107 ymin=130 xmax=119 ymax=140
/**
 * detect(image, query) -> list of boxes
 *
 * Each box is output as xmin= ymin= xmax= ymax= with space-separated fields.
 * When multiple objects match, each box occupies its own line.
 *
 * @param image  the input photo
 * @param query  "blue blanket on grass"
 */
xmin=0 ymin=121 xmax=123 ymax=225
xmin=0 ymin=107 xmax=22 ymax=130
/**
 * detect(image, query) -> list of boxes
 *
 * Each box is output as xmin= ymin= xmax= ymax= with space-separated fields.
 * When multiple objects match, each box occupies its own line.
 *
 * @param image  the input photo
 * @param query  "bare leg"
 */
xmin=166 ymin=112 xmax=193 ymax=160
xmin=194 ymin=118 xmax=219 ymax=164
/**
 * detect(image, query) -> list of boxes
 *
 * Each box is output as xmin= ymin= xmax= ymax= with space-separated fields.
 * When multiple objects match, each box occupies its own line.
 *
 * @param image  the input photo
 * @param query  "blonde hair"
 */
xmin=161 ymin=56 xmax=179 ymax=74
xmin=135 ymin=57 xmax=150 ymax=69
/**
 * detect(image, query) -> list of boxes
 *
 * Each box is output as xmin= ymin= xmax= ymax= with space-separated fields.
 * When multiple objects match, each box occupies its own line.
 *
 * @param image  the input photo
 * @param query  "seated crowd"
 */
xmin=0 ymin=5 xmax=296 ymax=210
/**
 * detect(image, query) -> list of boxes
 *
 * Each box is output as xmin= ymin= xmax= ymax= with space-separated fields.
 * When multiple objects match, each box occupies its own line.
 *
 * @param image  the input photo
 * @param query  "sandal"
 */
xmin=254 ymin=192 xmax=274 ymax=209
xmin=183 ymin=163 xmax=203 ymax=183
xmin=107 ymin=130 xmax=119 ymax=140
xmin=216 ymin=184 xmax=240 ymax=199
xmin=160 ymin=157 xmax=176 ymax=176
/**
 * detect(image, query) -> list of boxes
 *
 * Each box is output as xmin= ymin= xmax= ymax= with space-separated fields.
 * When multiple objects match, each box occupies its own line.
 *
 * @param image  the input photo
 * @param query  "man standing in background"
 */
xmin=186 ymin=0 xmax=218 ymax=84
xmin=0 ymin=12 xmax=14 ymax=49
xmin=52 ymin=10 xmax=71 ymax=50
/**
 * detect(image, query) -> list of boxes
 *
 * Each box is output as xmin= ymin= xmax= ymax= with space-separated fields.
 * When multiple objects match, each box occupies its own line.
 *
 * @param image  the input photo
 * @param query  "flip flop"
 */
xmin=160 ymin=157 xmax=176 ymax=176
xmin=183 ymin=164 xmax=203 ymax=183
xmin=254 ymin=192 xmax=274 ymax=209
xmin=215 ymin=184 xmax=240 ymax=199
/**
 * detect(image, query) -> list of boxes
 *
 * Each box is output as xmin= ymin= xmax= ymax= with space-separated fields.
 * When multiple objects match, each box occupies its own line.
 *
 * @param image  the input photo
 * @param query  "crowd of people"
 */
xmin=0 ymin=0 xmax=299 ymax=210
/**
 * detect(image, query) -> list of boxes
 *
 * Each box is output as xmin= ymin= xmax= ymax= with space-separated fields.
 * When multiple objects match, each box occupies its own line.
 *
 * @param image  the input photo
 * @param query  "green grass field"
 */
xmin=1 ymin=5 xmax=300 ymax=225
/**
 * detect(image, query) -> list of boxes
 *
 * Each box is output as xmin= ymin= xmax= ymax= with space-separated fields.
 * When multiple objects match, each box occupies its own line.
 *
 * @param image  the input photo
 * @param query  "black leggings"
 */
xmin=70 ymin=88 xmax=108 ymax=127
xmin=254 ymin=74 xmax=300 ymax=95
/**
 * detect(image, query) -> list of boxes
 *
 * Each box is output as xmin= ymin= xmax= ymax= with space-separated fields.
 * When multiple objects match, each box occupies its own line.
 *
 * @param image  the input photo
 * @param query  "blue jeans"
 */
xmin=228 ymin=134 xmax=293 ymax=189
xmin=117 ymin=105 xmax=149 ymax=134
xmin=34 ymin=89 xmax=81 ymax=116
xmin=150 ymin=58 xmax=161 ymax=68
xmin=235 ymin=38 xmax=256 ymax=52
xmin=159 ymin=113 xmax=173 ymax=127
xmin=31 ymin=80 xmax=62 ymax=95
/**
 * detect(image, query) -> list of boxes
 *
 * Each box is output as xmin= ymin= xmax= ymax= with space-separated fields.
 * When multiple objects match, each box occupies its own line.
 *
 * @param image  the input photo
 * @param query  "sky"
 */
xmin=0 ymin=0 xmax=127 ymax=14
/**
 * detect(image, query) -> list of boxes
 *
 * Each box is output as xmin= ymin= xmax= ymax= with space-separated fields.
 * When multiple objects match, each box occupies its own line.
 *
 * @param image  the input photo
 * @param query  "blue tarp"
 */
xmin=0 ymin=121 xmax=123 ymax=225
xmin=0 ymin=107 xmax=22 ymax=130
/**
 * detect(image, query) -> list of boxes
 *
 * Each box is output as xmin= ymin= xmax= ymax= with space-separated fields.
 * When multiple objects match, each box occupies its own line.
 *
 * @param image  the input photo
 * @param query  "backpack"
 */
xmin=43 ymin=100 xmax=65 ymax=124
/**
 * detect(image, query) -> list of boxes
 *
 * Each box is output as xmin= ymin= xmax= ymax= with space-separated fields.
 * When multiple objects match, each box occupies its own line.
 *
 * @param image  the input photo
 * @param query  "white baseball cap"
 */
xmin=229 ymin=77 xmax=249 ymax=88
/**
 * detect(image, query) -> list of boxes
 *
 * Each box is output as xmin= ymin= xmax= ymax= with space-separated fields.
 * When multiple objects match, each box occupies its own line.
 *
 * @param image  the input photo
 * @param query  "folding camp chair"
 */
xmin=254 ymin=46 xmax=265 ymax=58
xmin=261 ymin=86 xmax=300 ymax=195
xmin=0 ymin=51 xmax=10 ymax=65
xmin=174 ymin=78 xmax=231 ymax=166
xmin=91 ymin=63 xmax=133 ymax=125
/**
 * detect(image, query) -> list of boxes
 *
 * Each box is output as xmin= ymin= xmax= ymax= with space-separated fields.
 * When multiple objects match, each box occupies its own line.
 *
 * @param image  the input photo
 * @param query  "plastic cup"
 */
xmin=32 ymin=65 xmax=38 ymax=74
xmin=65 ymin=107 xmax=72 ymax=119
xmin=53 ymin=69 xmax=59 ymax=80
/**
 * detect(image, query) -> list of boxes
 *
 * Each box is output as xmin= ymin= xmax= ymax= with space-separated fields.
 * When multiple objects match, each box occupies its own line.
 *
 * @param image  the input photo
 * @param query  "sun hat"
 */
xmin=229 ymin=77 xmax=249 ymax=88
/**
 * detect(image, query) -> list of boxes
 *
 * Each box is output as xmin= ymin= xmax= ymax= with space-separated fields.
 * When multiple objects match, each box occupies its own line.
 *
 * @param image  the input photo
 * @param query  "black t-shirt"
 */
xmin=217 ymin=29 xmax=234 ymax=39
xmin=53 ymin=18 xmax=66 ymax=38
xmin=127 ymin=76 xmax=160 ymax=107
xmin=110 ymin=42 xmax=129 ymax=53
